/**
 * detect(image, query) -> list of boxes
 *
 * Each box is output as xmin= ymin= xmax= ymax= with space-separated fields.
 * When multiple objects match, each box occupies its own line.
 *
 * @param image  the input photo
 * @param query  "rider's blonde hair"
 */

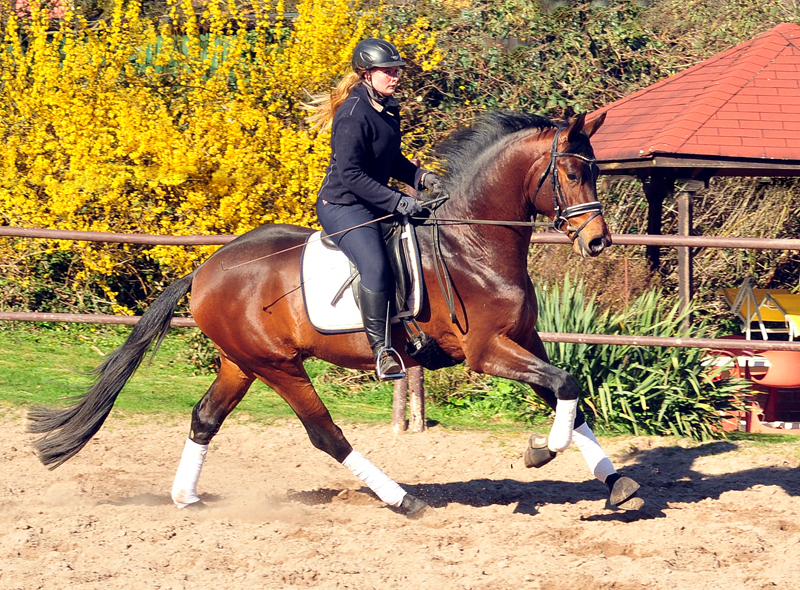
xmin=304 ymin=72 xmax=363 ymax=133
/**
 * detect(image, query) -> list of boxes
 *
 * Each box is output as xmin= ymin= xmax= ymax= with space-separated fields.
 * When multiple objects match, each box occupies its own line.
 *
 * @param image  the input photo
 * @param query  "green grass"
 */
xmin=726 ymin=431 xmax=800 ymax=445
xmin=0 ymin=324 xmax=218 ymax=414
xmin=2 ymin=323 xmax=797 ymax=447
xmin=0 ymin=323 xmax=533 ymax=432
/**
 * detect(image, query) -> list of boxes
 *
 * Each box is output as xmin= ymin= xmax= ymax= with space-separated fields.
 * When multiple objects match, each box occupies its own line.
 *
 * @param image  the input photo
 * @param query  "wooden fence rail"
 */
xmin=4 ymin=225 xmax=800 ymax=250
xmin=4 ymin=225 xmax=800 ymax=432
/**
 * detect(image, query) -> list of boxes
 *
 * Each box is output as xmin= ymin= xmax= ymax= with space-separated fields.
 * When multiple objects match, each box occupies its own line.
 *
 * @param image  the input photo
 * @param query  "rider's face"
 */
xmin=367 ymin=67 xmax=402 ymax=96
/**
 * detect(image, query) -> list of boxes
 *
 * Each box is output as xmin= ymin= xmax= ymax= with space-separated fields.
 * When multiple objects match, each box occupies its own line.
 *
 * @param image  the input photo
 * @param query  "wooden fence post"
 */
xmin=392 ymin=376 xmax=408 ymax=433
xmin=677 ymin=179 xmax=703 ymax=327
xmin=407 ymin=366 xmax=426 ymax=432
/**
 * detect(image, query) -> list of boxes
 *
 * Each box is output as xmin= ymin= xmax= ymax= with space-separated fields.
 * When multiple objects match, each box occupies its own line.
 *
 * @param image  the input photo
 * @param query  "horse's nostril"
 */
xmin=589 ymin=237 xmax=605 ymax=254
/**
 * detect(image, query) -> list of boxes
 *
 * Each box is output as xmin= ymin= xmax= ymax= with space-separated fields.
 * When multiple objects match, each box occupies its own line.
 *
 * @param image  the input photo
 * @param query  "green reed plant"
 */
xmin=536 ymin=275 xmax=750 ymax=440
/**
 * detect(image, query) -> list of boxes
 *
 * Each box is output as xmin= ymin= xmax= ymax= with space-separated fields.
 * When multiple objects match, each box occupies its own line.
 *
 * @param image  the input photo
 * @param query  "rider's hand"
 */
xmin=421 ymin=171 xmax=444 ymax=194
xmin=395 ymin=194 xmax=422 ymax=216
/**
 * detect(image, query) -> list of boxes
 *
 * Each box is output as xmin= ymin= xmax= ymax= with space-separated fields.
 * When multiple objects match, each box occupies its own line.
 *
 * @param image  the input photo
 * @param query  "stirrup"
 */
xmin=376 ymin=300 xmax=405 ymax=380
xmin=376 ymin=346 xmax=406 ymax=380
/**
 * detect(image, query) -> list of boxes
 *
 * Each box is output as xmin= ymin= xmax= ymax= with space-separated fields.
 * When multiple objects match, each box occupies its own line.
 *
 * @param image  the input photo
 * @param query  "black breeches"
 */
xmin=316 ymin=200 xmax=392 ymax=293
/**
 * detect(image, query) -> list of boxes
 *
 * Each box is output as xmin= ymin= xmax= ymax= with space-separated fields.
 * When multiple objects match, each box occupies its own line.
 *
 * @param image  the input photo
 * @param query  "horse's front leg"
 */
xmin=466 ymin=333 xmax=643 ymax=510
xmin=467 ymin=333 xmax=580 ymax=452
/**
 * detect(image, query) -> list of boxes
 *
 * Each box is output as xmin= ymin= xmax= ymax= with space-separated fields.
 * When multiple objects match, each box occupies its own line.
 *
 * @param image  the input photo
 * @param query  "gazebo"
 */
xmin=588 ymin=22 xmax=800 ymax=306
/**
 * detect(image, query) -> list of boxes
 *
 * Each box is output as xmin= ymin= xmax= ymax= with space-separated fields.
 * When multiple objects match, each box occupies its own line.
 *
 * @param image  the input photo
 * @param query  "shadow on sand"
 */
xmin=285 ymin=440 xmax=800 ymax=522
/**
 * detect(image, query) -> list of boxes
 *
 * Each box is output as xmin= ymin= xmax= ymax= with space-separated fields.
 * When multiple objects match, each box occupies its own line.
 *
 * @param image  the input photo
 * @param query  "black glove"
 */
xmin=421 ymin=171 xmax=444 ymax=194
xmin=395 ymin=195 xmax=422 ymax=216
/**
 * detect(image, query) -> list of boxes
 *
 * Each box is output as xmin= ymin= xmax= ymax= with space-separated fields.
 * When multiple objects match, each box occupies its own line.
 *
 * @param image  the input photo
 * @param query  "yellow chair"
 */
xmin=764 ymin=293 xmax=800 ymax=341
xmin=721 ymin=276 xmax=792 ymax=340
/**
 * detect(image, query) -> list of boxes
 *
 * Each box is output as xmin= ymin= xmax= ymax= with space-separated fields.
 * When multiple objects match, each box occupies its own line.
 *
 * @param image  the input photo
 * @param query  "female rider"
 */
xmin=307 ymin=38 xmax=442 ymax=379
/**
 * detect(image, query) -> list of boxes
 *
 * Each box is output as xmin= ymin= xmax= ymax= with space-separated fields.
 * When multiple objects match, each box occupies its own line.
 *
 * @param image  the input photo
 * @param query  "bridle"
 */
xmin=422 ymin=126 xmax=605 ymax=323
xmin=419 ymin=127 xmax=605 ymax=240
xmin=530 ymin=127 xmax=603 ymax=242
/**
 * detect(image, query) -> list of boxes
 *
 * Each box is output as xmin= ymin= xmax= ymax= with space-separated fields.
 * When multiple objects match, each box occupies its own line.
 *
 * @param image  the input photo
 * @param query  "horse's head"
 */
xmin=531 ymin=113 xmax=612 ymax=257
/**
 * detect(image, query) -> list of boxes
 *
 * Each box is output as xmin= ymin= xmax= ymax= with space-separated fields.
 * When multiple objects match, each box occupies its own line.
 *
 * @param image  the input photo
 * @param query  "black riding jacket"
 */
xmin=317 ymin=84 xmax=423 ymax=213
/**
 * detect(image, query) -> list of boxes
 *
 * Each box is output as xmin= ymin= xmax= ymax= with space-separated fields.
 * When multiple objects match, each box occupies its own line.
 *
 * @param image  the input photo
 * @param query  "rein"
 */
xmin=418 ymin=217 xmax=552 ymax=228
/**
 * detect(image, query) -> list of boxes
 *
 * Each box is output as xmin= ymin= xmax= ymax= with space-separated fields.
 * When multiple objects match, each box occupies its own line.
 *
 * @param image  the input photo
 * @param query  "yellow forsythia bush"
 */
xmin=0 ymin=0 xmax=439 ymax=313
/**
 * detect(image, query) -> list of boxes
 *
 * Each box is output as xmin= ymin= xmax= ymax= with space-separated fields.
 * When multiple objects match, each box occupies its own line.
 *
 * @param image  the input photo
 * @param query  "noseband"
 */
xmin=532 ymin=127 xmax=603 ymax=242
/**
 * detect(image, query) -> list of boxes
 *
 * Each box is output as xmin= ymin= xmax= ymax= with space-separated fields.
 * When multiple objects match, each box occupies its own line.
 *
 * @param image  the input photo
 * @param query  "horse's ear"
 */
xmin=582 ymin=113 xmax=606 ymax=138
xmin=566 ymin=113 xmax=587 ymax=145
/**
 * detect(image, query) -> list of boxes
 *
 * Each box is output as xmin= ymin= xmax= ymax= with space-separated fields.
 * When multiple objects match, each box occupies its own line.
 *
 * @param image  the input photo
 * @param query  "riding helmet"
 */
xmin=351 ymin=38 xmax=406 ymax=72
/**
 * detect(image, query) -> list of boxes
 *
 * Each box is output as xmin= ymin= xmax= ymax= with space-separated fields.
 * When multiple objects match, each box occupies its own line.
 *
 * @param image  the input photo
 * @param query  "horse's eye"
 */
xmin=567 ymin=173 xmax=579 ymax=182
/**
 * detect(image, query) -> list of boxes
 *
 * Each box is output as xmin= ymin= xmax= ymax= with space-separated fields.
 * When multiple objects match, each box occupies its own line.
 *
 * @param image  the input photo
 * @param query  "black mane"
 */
xmin=436 ymin=111 xmax=556 ymax=187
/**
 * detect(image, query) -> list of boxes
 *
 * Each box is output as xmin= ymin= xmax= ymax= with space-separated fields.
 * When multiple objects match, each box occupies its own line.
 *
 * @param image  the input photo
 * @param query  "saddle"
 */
xmin=300 ymin=219 xmax=459 ymax=371
xmin=300 ymin=219 xmax=423 ymax=334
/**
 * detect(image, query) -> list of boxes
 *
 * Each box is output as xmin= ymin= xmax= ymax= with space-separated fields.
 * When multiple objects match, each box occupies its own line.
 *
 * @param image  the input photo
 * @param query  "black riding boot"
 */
xmin=358 ymin=284 xmax=405 ymax=380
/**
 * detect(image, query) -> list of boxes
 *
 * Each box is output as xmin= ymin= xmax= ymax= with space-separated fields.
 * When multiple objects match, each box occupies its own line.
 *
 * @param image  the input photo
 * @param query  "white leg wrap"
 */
xmin=342 ymin=450 xmax=406 ymax=507
xmin=573 ymin=422 xmax=616 ymax=483
xmin=171 ymin=438 xmax=208 ymax=508
xmin=548 ymin=398 xmax=578 ymax=452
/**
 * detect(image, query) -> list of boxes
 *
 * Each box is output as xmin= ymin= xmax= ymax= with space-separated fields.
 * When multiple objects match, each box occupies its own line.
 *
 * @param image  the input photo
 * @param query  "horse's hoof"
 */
xmin=400 ymin=494 xmax=429 ymax=519
xmin=616 ymin=495 xmax=645 ymax=511
xmin=608 ymin=475 xmax=642 ymax=509
xmin=179 ymin=499 xmax=206 ymax=511
xmin=523 ymin=435 xmax=557 ymax=468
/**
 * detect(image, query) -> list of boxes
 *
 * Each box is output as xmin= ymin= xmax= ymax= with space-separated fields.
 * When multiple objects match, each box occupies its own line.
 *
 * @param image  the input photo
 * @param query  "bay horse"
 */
xmin=28 ymin=111 xmax=643 ymax=517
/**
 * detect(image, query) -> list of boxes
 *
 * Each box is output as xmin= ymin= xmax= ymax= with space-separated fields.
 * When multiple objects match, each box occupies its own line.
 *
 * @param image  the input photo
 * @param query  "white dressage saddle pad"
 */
xmin=300 ymin=225 xmax=423 ymax=334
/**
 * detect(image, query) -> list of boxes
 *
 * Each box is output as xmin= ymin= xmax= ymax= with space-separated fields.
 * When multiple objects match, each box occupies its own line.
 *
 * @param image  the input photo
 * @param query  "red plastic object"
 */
xmin=707 ymin=336 xmax=800 ymax=434
xmin=734 ymin=351 xmax=800 ymax=388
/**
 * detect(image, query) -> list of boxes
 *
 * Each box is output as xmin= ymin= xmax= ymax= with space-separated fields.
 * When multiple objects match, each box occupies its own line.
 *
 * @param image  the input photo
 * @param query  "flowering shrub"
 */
xmin=0 ymin=0 xmax=439 ymax=313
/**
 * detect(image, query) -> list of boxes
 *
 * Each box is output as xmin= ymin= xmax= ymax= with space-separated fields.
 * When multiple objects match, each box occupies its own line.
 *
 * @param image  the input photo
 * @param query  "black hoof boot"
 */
xmin=400 ymin=494 xmax=429 ymax=519
xmin=606 ymin=474 xmax=644 ymax=510
xmin=523 ymin=435 xmax=557 ymax=468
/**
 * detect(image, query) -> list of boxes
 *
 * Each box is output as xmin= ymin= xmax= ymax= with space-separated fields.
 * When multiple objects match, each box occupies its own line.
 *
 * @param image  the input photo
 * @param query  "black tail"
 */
xmin=28 ymin=272 xmax=196 ymax=469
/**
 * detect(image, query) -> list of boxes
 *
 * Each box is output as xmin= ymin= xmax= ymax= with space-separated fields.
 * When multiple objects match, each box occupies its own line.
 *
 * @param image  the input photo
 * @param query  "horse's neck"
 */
xmin=438 ymin=137 xmax=552 ymax=275
xmin=460 ymin=134 xmax=549 ymax=217
xmin=445 ymin=140 xmax=543 ymax=223
xmin=432 ymin=188 xmax=533 ymax=281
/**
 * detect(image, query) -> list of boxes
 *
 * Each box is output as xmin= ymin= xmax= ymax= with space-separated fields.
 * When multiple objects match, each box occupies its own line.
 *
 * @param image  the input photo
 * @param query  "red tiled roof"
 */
xmin=589 ymin=23 xmax=800 ymax=163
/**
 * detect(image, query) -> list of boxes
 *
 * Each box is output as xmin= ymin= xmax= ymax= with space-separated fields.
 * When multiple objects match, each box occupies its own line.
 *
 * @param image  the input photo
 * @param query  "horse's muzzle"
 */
xmin=574 ymin=229 xmax=612 ymax=258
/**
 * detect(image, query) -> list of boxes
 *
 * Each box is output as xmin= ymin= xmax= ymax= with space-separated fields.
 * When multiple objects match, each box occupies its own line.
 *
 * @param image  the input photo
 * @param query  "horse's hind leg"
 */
xmin=172 ymin=354 xmax=255 ymax=507
xmin=254 ymin=358 xmax=428 ymax=518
